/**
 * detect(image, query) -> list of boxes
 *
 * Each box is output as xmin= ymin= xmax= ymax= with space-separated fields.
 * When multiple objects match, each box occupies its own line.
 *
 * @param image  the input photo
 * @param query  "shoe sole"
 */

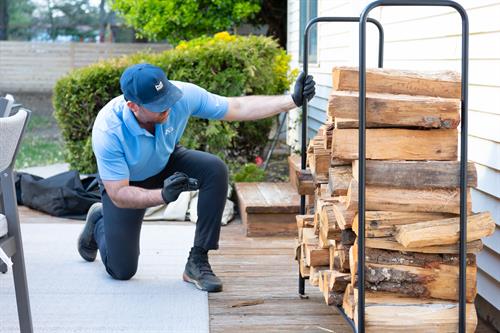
xmin=182 ymin=273 xmax=223 ymax=293
xmin=77 ymin=203 xmax=102 ymax=262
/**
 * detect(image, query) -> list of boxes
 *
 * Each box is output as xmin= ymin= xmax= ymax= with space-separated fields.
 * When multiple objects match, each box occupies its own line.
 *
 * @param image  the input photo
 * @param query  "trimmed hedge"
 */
xmin=53 ymin=32 xmax=296 ymax=174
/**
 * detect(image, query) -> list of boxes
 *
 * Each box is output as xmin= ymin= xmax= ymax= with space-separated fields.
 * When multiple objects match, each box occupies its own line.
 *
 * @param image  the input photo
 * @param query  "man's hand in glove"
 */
xmin=291 ymin=72 xmax=316 ymax=107
xmin=161 ymin=172 xmax=199 ymax=204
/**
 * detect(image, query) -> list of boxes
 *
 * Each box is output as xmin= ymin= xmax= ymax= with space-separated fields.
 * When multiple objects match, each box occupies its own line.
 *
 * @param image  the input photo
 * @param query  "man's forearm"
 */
xmin=113 ymin=186 xmax=164 ymax=209
xmin=225 ymin=95 xmax=296 ymax=121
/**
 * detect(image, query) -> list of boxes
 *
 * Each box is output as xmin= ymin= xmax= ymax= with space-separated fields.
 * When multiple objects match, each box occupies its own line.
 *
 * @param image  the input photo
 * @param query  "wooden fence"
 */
xmin=0 ymin=41 xmax=170 ymax=93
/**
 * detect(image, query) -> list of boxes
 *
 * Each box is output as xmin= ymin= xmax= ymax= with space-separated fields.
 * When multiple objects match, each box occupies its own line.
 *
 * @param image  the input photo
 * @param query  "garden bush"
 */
xmin=53 ymin=32 xmax=296 ymax=175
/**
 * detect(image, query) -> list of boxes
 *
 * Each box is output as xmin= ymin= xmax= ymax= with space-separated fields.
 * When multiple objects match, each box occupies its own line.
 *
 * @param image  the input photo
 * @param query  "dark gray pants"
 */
xmin=93 ymin=145 xmax=228 ymax=280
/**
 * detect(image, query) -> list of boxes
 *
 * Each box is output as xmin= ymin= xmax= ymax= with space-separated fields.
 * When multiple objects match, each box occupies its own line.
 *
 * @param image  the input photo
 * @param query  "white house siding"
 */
xmin=287 ymin=0 xmax=500 ymax=310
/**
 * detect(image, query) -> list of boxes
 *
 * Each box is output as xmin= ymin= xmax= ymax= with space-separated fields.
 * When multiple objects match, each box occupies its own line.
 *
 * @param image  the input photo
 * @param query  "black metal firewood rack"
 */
xmin=299 ymin=1 xmax=469 ymax=332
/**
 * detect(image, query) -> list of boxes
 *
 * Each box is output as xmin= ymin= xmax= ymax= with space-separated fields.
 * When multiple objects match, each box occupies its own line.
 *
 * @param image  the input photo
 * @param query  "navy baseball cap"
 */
xmin=120 ymin=63 xmax=183 ymax=113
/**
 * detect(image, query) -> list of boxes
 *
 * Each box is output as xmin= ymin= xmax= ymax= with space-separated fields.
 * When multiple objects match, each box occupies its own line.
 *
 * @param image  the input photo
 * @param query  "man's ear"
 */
xmin=126 ymin=101 xmax=140 ymax=114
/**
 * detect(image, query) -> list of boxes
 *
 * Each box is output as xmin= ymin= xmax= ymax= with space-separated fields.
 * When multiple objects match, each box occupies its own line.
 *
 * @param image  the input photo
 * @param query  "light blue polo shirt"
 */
xmin=92 ymin=81 xmax=229 ymax=181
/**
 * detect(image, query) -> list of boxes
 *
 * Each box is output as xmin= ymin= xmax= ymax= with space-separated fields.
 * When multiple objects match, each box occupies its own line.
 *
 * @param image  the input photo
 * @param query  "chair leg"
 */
xmin=11 ymin=246 xmax=34 ymax=332
xmin=2 ymin=172 xmax=33 ymax=333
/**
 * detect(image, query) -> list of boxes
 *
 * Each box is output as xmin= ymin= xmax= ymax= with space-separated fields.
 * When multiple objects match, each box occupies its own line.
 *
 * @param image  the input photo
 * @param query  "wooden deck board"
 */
xmin=17 ymin=206 xmax=495 ymax=332
xmin=209 ymin=221 xmax=352 ymax=333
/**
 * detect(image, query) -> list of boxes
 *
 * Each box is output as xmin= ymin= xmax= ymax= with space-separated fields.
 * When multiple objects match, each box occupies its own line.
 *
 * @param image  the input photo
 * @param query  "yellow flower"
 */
xmin=214 ymin=31 xmax=236 ymax=42
xmin=176 ymin=41 xmax=188 ymax=50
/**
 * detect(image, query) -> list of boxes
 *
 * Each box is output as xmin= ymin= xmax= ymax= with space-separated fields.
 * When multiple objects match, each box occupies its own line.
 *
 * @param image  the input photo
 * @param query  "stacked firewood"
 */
xmin=293 ymin=66 xmax=496 ymax=332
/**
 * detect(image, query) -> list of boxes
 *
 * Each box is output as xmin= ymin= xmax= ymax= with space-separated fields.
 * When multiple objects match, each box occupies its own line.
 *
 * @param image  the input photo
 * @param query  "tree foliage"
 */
xmin=112 ymin=0 xmax=261 ymax=44
xmin=36 ymin=0 xmax=100 ymax=41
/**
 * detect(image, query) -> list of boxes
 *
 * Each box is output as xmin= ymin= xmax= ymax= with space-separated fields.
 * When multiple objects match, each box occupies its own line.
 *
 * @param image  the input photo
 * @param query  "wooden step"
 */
xmin=235 ymin=182 xmax=300 ymax=237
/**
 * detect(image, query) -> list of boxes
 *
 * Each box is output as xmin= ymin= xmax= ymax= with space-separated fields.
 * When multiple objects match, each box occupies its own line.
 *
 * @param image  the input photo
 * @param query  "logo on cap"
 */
xmin=155 ymin=81 xmax=164 ymax=91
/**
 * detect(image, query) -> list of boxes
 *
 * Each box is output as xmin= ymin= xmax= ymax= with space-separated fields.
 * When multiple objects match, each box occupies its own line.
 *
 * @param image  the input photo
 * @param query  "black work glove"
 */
xmin=291 ymin=71 xmax=316 ymax=107
xmin=161 ymin=172 xmax=199 ymax=203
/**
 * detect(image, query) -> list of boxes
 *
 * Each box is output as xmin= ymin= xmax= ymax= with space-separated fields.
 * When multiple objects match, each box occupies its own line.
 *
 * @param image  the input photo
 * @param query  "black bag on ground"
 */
xmin=15 ymin=170 xmax=101 ymax=220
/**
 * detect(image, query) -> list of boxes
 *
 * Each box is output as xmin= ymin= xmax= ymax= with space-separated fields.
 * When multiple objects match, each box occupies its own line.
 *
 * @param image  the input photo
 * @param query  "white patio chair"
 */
xmin=0 ymin=108 xmax=34 ymax=332
xmin=0 ymin=94 xmax=15 ymax=118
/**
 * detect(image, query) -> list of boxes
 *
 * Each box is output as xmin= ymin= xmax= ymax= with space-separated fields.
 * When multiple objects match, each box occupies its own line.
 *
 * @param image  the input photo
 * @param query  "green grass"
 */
xmin=15 ymin=114 xmax=66 ymax=169
xmin=16 ymin=138 xmax=65 ymax=169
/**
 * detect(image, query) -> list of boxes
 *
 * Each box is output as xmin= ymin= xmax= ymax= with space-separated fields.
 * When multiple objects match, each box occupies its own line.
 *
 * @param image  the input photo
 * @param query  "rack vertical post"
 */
xmin=300 ymin=16 xmax=384 ymax=329
xmin=357 ymin=1 xmax=469 ymax=332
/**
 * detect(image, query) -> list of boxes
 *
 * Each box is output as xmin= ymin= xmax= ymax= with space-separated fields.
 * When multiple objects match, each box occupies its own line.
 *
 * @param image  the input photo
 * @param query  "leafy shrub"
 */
xmin=53 ymin=32 xmax=296 ymax=174
xmin=232 ymin=163 xmax=266 ymax=182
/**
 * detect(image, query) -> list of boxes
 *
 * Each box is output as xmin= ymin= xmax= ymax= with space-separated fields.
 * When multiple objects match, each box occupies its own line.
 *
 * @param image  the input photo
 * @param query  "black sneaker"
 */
xmin=77 ymin=202 xmax=102 ymax=262
xmin=183 ymin=249 xmax=223 ymax=292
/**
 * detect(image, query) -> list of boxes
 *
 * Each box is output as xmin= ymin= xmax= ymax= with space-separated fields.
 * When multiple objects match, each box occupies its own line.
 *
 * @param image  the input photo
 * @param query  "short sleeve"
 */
xmin=186 ymin=83 xmax=229 ymax=120
xmin=92 ymin=129 xmax=130 ymax=181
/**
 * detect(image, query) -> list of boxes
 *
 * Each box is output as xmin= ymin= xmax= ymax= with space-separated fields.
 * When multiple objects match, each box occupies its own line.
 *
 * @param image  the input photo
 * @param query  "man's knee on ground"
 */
xmin=106 ymin=265 xmax=137 ymax=281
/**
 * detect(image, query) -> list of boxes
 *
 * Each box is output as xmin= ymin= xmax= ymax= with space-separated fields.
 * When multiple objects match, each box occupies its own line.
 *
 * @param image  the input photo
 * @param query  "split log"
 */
xmin=338 ymin=244 xmax=351 ymax=272
xmin=347 ymin=185 xmax=472 ymax=214
xmin=365 ymin=237 xmax=482 ymax=254
xmin=309 ymin=265 xmax=329 ymax=287
xmin=313 ymin=211 xmax=320 ymax=236
xmin=332 ymin=66 xmax=461 ymax=98
xmin=288 ymin=155 xmax=307 ymax=194
xmin=324 ymin=290 xmax=344 ymax=306
xmin=350 ymin=244 xmax=477 ymax=302
xmin=296 ymin=214 xmax=315 ymax=229
xmin=364 ymin=261 xmax=477 ymax=302
xmin=331 ymin=158 xmax=352 ymax=167
xmin=327 ymin=166 xmax=351 ymax=196
xmin=352 ymin=160 xmax=477 ymax=189
xmin=319 ymin=204 xmax=341 ymax=242
xmin=303 ymin=227 xmax=330 ymax=267
xmin=327 ymin=270 xmax=351 ymax=292
xmin=331 ymin=242 xmax=351 ymax=273
xmin=335 ymin=117 xmax=360 ymax=129
xmin=293 ymin=169 xmax=316 ymax=195
xmin=352 ymin=211 xmax=457 ymax=237
xmin=363 ymin=247 xmax=476 ymax=268
xmin=299 ymin=258 xmax=310 ymax=278
xmin=329 ymin=246 xmax=335 ymax=271
xmin=302 ymin=227 xmax=317 ymax=244
xmin=320 ymin=122 xmax=334 ymax=150
xmin=342 ymin=283 xmax=355 ymax=319
xmin=309 ymin=145 xmax=331 ymax=181
xmin=395 ymin=212 xmax=496 ymax=248
xmin=331 ymin=128 xmax=458 ymax=161
xmin=328 ymin=91 xmax=460 ymax=128
xmin=332 ymin=202 xmax=355 ymax=229
xmin=352 ymin=290 xmax=478 ymax=332
xmin=345 ymin=179 xmax=358 ymax=211
xmin=322 ymin=271 xmax=347 ymax=306
xmin=318 ymin=269 xmax=325 ymax=293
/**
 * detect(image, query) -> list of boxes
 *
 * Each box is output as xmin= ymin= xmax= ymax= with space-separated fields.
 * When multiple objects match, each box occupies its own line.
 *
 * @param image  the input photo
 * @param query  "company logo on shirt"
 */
xmin=155 ymin=81 xmax=164 ymax=91
xmin=164 ymin=127 xmax=174 ymax=135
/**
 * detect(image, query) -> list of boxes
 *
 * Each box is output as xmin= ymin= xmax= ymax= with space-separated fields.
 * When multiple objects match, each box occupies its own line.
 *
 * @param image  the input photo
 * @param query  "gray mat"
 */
xmin=0 ymin=223 xmax=209 ymax=333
